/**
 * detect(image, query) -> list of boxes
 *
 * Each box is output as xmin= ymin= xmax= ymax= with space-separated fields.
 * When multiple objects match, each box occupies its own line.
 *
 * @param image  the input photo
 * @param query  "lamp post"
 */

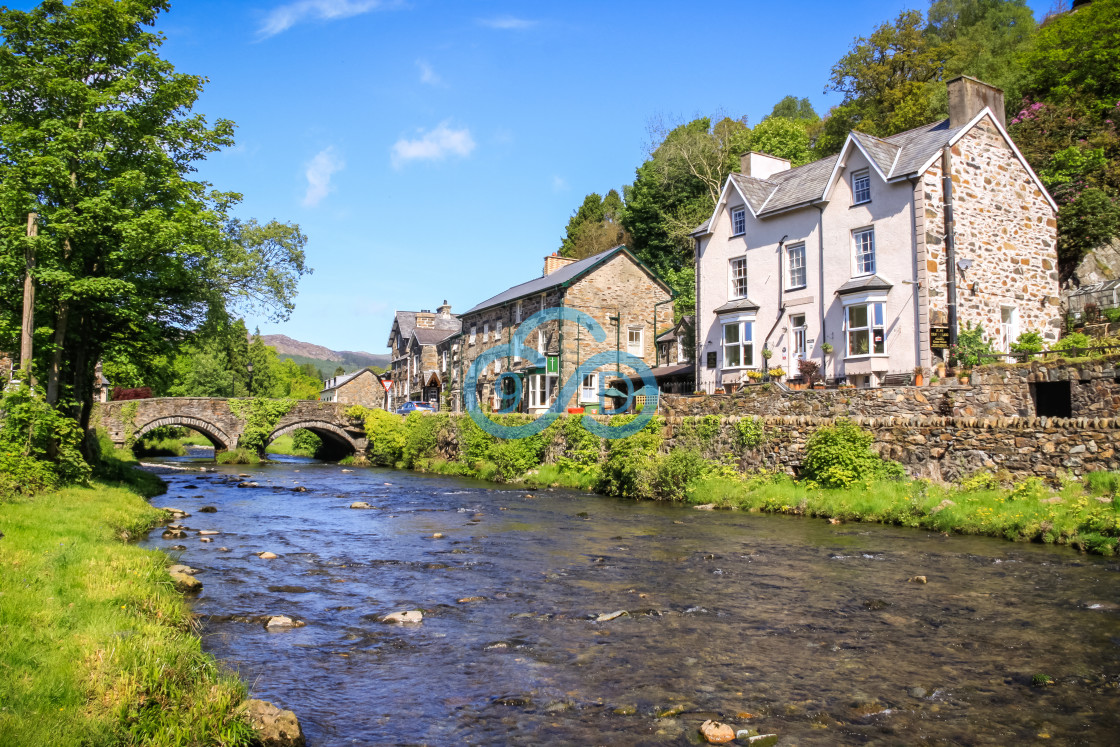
xmin=247 ymin=363 xmax=254 ymax=396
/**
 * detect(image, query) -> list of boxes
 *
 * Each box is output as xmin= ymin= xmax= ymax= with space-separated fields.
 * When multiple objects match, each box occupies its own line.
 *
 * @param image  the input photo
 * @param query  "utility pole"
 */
xmin=19 ymin=213 xmax=37 ymax=381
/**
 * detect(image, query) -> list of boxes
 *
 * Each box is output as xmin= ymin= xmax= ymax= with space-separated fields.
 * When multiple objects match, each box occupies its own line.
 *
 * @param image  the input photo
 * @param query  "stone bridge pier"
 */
xmin=93 ymin=398 xmax=369 ymax=459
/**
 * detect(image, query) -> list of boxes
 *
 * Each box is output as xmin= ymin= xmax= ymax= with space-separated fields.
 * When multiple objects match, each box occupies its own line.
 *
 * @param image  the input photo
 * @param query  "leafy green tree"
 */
xmin=0 ymin=1 xmax=308 ymax=438
xmin=817 ymin=9 xmax=944 ymax=154
xmin=769 ymin=96 xmax=819 ymax=121
xmin=559 ymin=190 xmax=630 ymax=259
xmin=750 ymin=117 xmax=814 ymax=166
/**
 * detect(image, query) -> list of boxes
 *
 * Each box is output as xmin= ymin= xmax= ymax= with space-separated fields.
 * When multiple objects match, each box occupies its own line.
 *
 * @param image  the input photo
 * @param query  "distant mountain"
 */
xmin=261 ymin=334 xmax=389 ymax=375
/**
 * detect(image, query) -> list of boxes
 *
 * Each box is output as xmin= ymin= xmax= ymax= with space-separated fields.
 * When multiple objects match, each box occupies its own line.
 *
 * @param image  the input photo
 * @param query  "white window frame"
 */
xmin=790 ymin=313 xmax=807 ymax=362
xmin=580 ymin=372 xmax=598 ymax=403
xmin=515 ymin=301 xmax=522 ymax=323
xmin=852 ymin=168 xmax=871 ymax=204
xmin=494 ymin=359 xmax=501 ymax=374
xmin=721 ymin=318 xmax=754 ymax=369
xmin=537 ymin=330 xmax=544 ymax=355
xmin=852 ymin=227 xmax=875 ymax=277
xmin=787 ymin=244 xmax=806 ymax=289
xmin=844 ymin=301 xmax=886 ymax=357
xmin=496 ymin=319 xmax=503 ymax=339
xmin=529 ymin=373 xmax=558 ymax=409
xmin=729 ymin=256 xmax=748 ymax=299
xmin=1000 ymin=306 xmax=1019 ymax=355
xmin=627 ymin=326 xmax=644 ymax=357
xmin=731 ymin=207 xmax=746 ymax=236
xmin=441 ymin=350 xmax=447 ymax=372
xmin=469 ymin=325 xmax=476 ymax=344
xmin=482 ymin=322 xmax=489 ymax=343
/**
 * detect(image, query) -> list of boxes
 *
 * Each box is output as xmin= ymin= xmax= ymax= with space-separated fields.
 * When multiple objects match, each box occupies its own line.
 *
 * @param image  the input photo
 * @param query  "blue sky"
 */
xmin=43 ymin=1 xmax=1055 ymax=353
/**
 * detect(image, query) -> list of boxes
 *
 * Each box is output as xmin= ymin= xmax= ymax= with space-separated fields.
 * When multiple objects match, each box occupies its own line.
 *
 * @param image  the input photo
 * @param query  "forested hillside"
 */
xmin=560 ymin=0 xmax=1120 ymax=314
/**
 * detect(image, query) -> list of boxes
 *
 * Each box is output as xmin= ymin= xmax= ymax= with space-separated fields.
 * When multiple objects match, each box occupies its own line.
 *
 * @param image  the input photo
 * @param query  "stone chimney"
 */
xmin=415 ymin=310 xmax=435 ymax=329
xmin=947 ymin=75 xmax=1005 ymax=129
xmin=544 ymin=252 xmax=578 ymax=276
xmin=437 ymin=300 xmax=452 ymax=318
xmin=739 ymin=151 xmax=791 ymax=180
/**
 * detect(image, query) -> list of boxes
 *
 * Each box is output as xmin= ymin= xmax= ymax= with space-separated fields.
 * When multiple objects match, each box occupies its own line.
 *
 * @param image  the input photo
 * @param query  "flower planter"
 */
xmin=914 ymin=373 xmax=924 ymax=387
xmin=567 ymin=407 xmax=584 ymax=414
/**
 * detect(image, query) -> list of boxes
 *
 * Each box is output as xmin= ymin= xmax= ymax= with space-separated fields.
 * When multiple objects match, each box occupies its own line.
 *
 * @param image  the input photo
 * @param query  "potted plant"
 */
xmin=930 ymin=374 xmax=940 ymax=386
xmin=768 ymin=366 xmax=785 ymax=382
xmin=913 ymin=366 xmax=925 ymax=387
xmin=746 ymin=370 xmax=763 ymax=383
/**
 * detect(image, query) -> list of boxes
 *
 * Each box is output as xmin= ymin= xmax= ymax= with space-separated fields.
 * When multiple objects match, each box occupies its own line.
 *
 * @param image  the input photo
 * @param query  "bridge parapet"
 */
xmin=92 ymin=398 xmax=367 ymax=457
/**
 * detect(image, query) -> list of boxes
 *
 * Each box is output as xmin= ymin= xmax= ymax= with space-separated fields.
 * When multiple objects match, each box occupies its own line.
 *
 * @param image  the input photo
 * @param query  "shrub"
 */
xmin=797 ymin=358 xmax=821 ymax=384
xmin=1085 ymin=471 xmax=1120 ymax=497
xmin=0 ymin=385 xmax=90 ymax=500
xmin=645 ymin=449 xmax=710 ymax=501
xmin=1054 ymin=331 xmax=1092 ymax=353
xmin=228 ymin=397 xmax=296 ymax=453
xmin=1010 ymin=331 xmax=1045 ymax=358
xmin=349 ymin=407 xmax=407 ymax=466
xmin=290 ymin=428 xmax=322 ymax=455
xmin=800 ymin=419 xmax=905 ymax=488
xmin=734 ymin=416 xmax=766 ymax=450
xmin=596 ymin=415 xmax=663 ymax=498
xmin=402 ymin=413 xmax=447 ymax=467
xmin=949 ymin=322 xmax=994 ymax=368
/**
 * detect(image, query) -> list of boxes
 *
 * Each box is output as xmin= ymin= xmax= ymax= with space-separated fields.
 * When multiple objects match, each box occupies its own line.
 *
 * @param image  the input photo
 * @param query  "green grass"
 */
xmin=685 ymin=471 xmax=1120 ymax=555
xmin=0 ymin=480 xmax=253 ymax=746
xmin=133 ymin=437 xmax=186 ymax=458
xmin=264 ymin=434 xmax=314 ymax=457
xmin=215 ymin=448 xmax=261 ymax=465
xmin=177 ymin=432 xmax=213 ymax=447
xmin=520 ymin=463 xmax=600 ymax=491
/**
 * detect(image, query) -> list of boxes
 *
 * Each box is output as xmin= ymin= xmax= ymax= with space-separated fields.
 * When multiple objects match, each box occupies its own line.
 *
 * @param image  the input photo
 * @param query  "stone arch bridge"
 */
xmin=93 ymin=398 xmax=368 ymax=458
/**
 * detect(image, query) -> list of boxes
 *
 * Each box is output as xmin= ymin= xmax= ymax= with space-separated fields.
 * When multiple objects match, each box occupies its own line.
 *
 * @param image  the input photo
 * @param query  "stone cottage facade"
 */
xmin=386 ymin=303 xmax=460 ymax=410
xmin=693 ymin=76 xmax=1060 ymax=393
xmin=320 ymin=368 xmax=386 ymax=409
xmin=441 ymin=248 xmax=676 ymax=414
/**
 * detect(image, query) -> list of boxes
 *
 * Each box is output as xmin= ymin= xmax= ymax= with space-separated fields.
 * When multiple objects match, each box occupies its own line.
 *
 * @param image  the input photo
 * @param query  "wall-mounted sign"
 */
xmin=706 ymin=352 xmax=717 ymax=369
xmin=546 ymin=356 xmax=559 ymax=374
xmin=930 ymin=326 xmax=950 ymax=348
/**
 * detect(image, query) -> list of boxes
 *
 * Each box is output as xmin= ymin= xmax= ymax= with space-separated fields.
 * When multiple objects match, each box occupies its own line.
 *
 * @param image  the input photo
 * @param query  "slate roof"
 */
xmin=835 ymin=275 xmax=894 ymax=296
xmin=725 ymin=118 xmax=966 ymax=218
xmin=322 ymin=368 xmax=370 ymax=392
xmin=390 ymin=309 xmax=461 ymax=346
xmin=463 ymin=246 xmax=638 ymax=316
xmin=713 ymin=298 xmax=760 ymax=314
xmin=656 ymin=315 xmax=694 ymax=342
xmin=411 ymin=325 xmax=460 ymax=346
xmin=688 ymin=219 xmax=711 ymax=237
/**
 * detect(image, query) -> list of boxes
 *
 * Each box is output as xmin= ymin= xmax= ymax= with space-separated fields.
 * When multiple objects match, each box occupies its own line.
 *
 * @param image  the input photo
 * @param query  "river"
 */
xmin=141 ymin=450 xmax=1120 ymax=745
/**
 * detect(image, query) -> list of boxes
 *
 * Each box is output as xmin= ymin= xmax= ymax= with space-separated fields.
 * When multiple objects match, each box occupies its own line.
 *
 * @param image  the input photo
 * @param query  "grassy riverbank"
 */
xmin=0 ymin=457 xmax=253 ymax=745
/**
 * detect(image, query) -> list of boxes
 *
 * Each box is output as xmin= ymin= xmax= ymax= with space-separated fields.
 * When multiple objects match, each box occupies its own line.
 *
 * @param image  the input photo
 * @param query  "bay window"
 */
xmin=722 ymin=320 xmax=754 ymax=368
xmin=846 ymin=302 xmax=885 ymax=356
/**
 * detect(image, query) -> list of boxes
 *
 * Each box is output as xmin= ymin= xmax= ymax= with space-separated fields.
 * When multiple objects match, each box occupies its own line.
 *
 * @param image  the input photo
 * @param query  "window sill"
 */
xmin=844 ymin=354 xmax=888 ymax=360
xmin=849 ymin=272 xmax=875 ymax=279
xmin=787 ymin=284 xmax=807 ymax=292
xmin=731 ymin=231 xmax=746 ymax=238
xmin=850 ymin=200 xmax=871 ymax=207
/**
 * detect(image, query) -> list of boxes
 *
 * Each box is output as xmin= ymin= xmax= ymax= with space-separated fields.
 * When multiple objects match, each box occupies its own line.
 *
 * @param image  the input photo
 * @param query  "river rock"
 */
xmin=238 ymin=473 xmax=251 ymax=477
xmin=218 ymin=547 xmax=231 ymax=552
xmin=699 ymin=720 xmax=735 ymax=744
xmin=162 ymin=529 xmax=185 ymax=539
xmin=746 ymin=735 xmax=779 ymax=746
xmin=199 ymin=530 xmax=220 ymax=535
xmin=246 ymin=698 xmax=306 ymax=747
xmin=349 ymin=502 xmax=372 ymax=509
xmin=693 ymin=503 xmax=716 ymax=511
xmin=258 ymin=551 xmax=279 ymax=559
xmin=168 ymin=563 xmax=199 ymax=575
xmin=457 ymin=596 xmax=485 ymax=603
xmin=199 ymin=537 xmax=212 ymax=543
xmin=292 ymin=486 xmax=307 ymax=492
xmin=595 ymin=610 xmax=628 ymax=622
xmin=199 ymin=506 xmax=217 ymax=513
xmin=237 ymin=482 xmax=258 ymax=488
xmin=908 ymin=575 xmax=928 ymax=584
xmin=161 ymin=507 xmax=188 ymax=516
xmin=431 ymin=532 xmax=444 ymax=539
xmin=170 ymin=544 xmax=186 ymax=551
xmin=930 ymin=499 xmax=956 ymax=514
xmin=265 ymin=615 xmax=305 ymax=629
xmin=170 ymin=571 xmax=202 ymax=592
xmin=382 ymin=610 xmax=423 ymax=624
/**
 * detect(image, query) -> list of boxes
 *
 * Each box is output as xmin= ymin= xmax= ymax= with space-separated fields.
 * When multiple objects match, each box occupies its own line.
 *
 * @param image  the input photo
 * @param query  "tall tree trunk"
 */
xmin=20 ymin=213 xmax=36 ymax=380
xmin=46 ymin=302 xmax=68 ymax=404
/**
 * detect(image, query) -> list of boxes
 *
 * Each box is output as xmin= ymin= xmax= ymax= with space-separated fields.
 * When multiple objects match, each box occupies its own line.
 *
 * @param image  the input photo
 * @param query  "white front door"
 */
xmin=1000 ymin=306 xmax=1018 ymax=357
xmin=790 ymin=314 xmax=807 ymax=375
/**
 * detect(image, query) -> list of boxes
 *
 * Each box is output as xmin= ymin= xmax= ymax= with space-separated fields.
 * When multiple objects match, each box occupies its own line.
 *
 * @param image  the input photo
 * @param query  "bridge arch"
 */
xmin=266 ymin=420 xmax=361 ymax=460
xmin=134 ymin=416 xmax=233 ymax=451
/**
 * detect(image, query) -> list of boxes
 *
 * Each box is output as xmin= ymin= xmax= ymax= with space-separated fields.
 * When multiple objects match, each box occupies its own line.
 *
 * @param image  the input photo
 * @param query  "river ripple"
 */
xmin=141 ymin=454 xmax=1120 ymax=745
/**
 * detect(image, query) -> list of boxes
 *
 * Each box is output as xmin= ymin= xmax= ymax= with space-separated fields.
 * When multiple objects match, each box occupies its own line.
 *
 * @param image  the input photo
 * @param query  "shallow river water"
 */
xmin=142 ymin=451 xmax=1120 ymax=746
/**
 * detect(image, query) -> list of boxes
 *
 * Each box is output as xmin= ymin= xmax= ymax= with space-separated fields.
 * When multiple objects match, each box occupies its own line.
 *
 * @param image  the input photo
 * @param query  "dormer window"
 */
xmin=731 ymin=207 xmax=746 ymax=236
xmin=852 ymin=169 xmax=871 ymax=204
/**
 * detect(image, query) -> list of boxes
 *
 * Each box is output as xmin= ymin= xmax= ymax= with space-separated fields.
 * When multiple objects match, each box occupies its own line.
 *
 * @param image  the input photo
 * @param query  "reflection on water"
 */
xmin=142 ymin=454 xmax=1120 ymax=745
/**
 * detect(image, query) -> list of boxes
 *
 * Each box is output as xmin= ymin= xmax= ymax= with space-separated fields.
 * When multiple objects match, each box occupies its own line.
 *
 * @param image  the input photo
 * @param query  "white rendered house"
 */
xmin=693 ymin=77 xmax=1060 ymax=392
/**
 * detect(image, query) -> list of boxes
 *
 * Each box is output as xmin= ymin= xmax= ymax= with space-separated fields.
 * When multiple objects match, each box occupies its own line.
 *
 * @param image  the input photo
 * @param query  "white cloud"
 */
xmin=551 ymin=176 xmax=567 ymax=192
xmin=391 ymin=122 xmax=475 ymax=168
xmin=302 ymin=147 xmax=345 ymax=207
xmin=259 ymin=0 xmax=391 ymax=38
xmin=478 ymin=15 xmax=537 ymax=30
xmin=417 ymin=59 xmax=441 ymax=86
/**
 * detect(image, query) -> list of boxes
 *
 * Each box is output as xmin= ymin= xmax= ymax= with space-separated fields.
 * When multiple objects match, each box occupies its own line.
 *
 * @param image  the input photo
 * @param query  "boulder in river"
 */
xmin=382 ymin=610 xmax=423 ymax=624
xmin=199 ymin=506 xmax=217 ymax=513
xmin=908 ymin=575 xmax=928 ymax=584
xmin=693 ymin=503 xmax=716 ymax=511
xmin=699 ymin=720 xmax=735 ymax=743
xmin=161 ymin=529 xmax=185 ymax=539
xmin=170 ymin=571 xmax=202 ymax=592
xmin=168 ymin=564 xmax=198 ymax=575
xmin=246 ymin=698 xmax=306 ymax=747
xmin=258 ymin=551 xmax=279 ymax=559
xmin=595 ymin=610 xmax=628 ymax=622
xmin=199 ymin=530 xmax=220 ymax=535
xmin=265 ymin=615 xmax=305 ymax=629
xmin=350 ymin=501 xmax=371 ymax=509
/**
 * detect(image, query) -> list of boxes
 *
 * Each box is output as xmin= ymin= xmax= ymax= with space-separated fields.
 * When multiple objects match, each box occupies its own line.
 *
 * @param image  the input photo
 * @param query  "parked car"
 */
xmin=395 ymin=401 xmax=436 ymax=416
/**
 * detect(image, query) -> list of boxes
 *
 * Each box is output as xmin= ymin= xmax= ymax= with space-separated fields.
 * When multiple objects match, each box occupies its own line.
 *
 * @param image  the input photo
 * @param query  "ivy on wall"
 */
xmin=229 ymin=398 xmax=296 ymax=452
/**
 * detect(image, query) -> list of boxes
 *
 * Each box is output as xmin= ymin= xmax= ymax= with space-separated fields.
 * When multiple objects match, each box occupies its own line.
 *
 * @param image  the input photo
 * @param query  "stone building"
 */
xmin=694 ymin=76 xmax=1060 ymax=393
xmin=442 ymin=247 xmax=676 ymax=413
xmin=386 ymin=302 xmax=460 ymax=410
xmin=320 ymin=368 xmax=387 ymax=409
